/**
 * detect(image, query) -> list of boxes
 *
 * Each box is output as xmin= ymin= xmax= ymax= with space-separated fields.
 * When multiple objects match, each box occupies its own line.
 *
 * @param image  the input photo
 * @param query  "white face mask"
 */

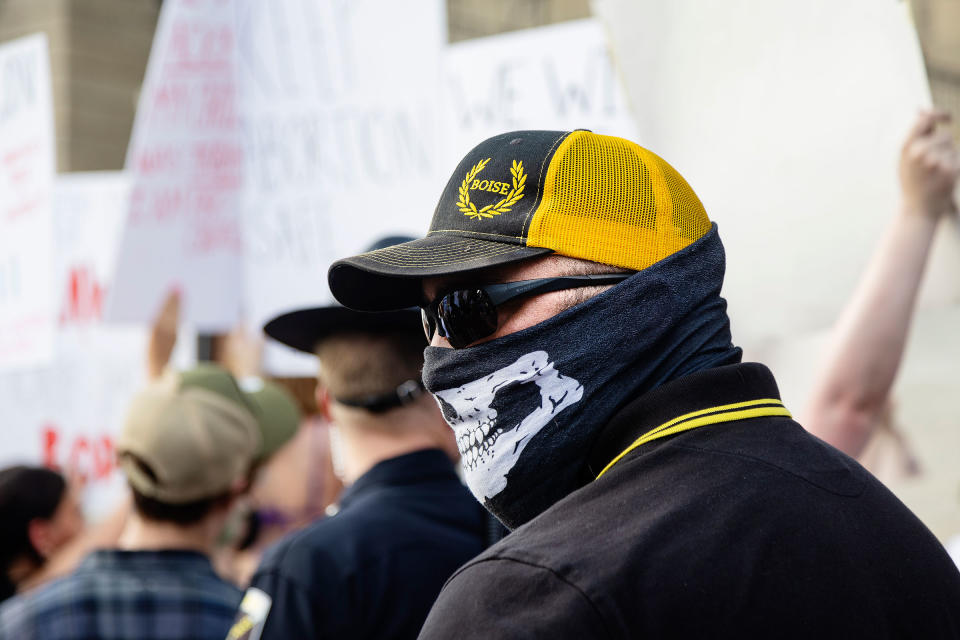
xmin=432 ymin=351 xmax=583 ymax=502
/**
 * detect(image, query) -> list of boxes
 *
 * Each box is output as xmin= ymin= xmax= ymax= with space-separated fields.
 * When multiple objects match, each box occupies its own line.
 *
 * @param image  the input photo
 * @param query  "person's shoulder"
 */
xmin=253 ymin=516 xmax=351 ymax=587
xmin=420 ymin=544 xmax=612 ymax=639
xmin=265 ymin=508 xmax=362 ymax=555
xmin=195 ymin=569 xmax=244 ymax=606
xmin=254 ymin=497 xmax=432 ymax=582
xmin=0 ymin=592 xmax=33 ymax=637
xmin=247 ymin=518 xmax=360 ymax=638
xmin=0 ymin=570 xmax=94 ymax=635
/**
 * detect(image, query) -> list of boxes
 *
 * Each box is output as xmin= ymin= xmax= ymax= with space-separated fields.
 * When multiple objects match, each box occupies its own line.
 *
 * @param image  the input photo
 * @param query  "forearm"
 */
xmin=803 ymin=210 xmax=938 ymax=455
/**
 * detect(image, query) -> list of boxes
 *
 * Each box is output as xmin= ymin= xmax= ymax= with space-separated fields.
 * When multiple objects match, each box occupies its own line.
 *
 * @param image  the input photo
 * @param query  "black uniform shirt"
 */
xmin=249 ymin=448 xmax=486 ymax=640
xmin=419 ymin=363 xmax=960 ymax=639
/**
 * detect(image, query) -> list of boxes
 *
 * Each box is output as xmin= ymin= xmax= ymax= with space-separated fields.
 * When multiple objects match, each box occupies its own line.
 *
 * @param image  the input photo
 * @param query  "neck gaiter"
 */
xmin=421 ymin=225 xmax=741 ymax=529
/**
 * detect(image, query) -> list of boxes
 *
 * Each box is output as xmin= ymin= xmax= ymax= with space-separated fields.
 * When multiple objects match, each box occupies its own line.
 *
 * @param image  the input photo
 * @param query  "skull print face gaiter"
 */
xmin=421 ymin=225 xmax=741 ymax=529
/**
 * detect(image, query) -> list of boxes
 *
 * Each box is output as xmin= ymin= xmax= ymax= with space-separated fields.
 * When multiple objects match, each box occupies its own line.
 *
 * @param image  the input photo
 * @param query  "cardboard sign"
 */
xmin=595 ymin=0 xmax=959 ymax=344
xmin=0 ymin=34 xmax=56 ymax=371
xmin=441 ymin=18 xmax=638 ymax=168
xmin=107 ymin=0 xmax=245 ymax=330
xmin=237 ymin=0 xmax=447 ymax=373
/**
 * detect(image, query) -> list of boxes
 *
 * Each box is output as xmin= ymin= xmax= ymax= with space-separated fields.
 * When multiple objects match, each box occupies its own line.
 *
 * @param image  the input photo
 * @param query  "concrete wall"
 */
xmin=913 ymin=0 xmax=960 ymax=137
xmin=448 ymin=0 xmax=588 ymax=42
xmin=0 ymin=0 xmax=158 ymax=171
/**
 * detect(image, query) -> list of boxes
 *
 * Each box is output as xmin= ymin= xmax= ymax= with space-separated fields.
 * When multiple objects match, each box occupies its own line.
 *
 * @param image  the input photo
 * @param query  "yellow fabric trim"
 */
xmin=640 ymin=398 xmax=785 ymax=440
xmin=524 ymin=131 xmax=711 ymax=271
xmin=594 ymin=399 xmax=791 ymax=481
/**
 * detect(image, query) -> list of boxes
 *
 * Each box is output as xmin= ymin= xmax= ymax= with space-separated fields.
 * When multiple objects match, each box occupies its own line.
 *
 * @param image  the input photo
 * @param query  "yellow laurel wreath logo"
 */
xmin=456 ymin=158 xmax=526 ymax=220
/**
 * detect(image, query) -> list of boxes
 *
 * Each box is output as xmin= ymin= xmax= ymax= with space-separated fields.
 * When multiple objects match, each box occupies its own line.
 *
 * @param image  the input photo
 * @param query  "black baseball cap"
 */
xmin=328 ymin=130 xmax=712 ymax=312
xmin=264 ymin=236 xmax=424 ymax=355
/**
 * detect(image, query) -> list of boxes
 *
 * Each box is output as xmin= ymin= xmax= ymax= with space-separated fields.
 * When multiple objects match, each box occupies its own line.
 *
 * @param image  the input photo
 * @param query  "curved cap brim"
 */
xmin=328 ymin=234 xmax=552 ymax=311
xmin=264 ymin=306 xmax=424 ymax=354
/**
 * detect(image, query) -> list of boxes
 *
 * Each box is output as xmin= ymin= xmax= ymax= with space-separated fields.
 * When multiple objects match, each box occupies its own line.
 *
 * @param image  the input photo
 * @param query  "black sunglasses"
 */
xmin=420 ymin=274 xmax=632 ymax=348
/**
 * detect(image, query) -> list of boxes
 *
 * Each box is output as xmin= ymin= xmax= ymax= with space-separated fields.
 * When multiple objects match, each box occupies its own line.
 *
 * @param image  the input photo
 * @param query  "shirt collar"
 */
xmin=584 ymin=363 xmax=785 ymax=481
xmin=339 ymin=448 xmax=458 ymax=508
xmin=79 ymin=549 xmax=216 ymax=573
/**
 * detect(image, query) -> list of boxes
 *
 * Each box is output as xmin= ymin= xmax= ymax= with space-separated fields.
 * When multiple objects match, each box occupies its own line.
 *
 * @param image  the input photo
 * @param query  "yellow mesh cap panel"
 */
xmin=526 ymin=131 xmax=711 ymax=271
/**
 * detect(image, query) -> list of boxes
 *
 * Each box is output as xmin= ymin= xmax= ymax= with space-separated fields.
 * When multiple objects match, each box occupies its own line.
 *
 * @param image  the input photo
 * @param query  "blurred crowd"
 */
xmin=0 ymin=111 xmax=958 ymax=639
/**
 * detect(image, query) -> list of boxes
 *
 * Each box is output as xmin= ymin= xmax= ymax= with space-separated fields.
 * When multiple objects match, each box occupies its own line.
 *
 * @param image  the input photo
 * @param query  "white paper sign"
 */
xmin=0 ymin=172 xmax=199 ymax=517
xmin=0 ymin=173 xmax=140 ymax=516
xmin=0 ymin=34 xmax=55 ymax=371
xmin=107 ymin=0 xmax=245 ymax=330
xmin=441 ymin=18 xmax=637 ymax=168
xmin=595 ymin=0 xmax=959 ymax=344
xmin=237 ymin=0 xmax=447 ymax=373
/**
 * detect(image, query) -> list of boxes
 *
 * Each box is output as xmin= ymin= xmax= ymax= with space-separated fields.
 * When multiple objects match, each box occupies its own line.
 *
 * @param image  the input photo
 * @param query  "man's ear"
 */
xmin=316 ymin=384 xmax=333 ymax=422
xmin=27 ymin=519 xmax=53 ymax=559
xmin=231 ymin=471 xmax=252 ymax=497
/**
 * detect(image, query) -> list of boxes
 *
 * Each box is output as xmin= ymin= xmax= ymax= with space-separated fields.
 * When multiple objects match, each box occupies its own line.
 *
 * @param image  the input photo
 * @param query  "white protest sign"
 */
xmin=107 ymin=0 xmax=244 ymax=331
xmin=441 ymin=18 xmax=637 ymax=168
xmin=0 ymin=34 xmax=55 ymax=371
xmin=0 ymin=173 xmax=140 ymax=517
xmin=237 ymin=0 xmax=447 ymax=373
xmin=595 ymin=0 xmax=959 ymax=345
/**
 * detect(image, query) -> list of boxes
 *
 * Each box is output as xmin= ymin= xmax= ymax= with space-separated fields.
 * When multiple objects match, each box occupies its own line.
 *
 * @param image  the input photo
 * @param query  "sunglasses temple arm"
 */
xmin=486 ymin=274 xmax=631 ymax=306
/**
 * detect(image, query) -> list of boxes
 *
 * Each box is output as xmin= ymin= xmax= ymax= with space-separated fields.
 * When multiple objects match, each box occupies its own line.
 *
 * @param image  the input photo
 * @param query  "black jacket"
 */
xmin=419 ymin=363 xmax=960 ymax=639
xmin=249 ymin=448 xmax=487 ymax=640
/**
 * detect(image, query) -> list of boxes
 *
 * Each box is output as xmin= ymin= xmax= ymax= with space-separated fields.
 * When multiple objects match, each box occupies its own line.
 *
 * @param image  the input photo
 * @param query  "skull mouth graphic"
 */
xmin=433 ymin=350 xmax=583 ymax=501
xmin=455 ymin=414 xmax=496 ymax=472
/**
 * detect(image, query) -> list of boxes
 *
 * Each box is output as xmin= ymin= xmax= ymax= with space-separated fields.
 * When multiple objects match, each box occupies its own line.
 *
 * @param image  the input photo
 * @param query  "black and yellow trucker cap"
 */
xmin=329 ymin=130 xmax=712 ymax=311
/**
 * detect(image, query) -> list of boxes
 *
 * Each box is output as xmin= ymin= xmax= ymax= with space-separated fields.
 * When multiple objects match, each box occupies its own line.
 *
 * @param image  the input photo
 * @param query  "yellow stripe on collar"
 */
xmin=594 ymin=398 xmax=791 ymax=481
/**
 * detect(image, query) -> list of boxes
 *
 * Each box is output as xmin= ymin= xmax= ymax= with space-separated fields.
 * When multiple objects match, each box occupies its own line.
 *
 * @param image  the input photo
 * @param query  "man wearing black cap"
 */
xmin=328 ymin=131 xmax=960 ymax=638
xmin=228 ymin=238 xmax=489 ymax=640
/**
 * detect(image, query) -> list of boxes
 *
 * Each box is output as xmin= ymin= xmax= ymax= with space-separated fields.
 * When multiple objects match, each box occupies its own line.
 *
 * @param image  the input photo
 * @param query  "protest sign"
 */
xmin=107 ymin=0 xmax=244 ymax=330
xmin=0 ymin=173 xmax=196 ymax=518
xmin=595 ymin=0 xmax=959 ymax=345
xmin=441 ymin=18 xmax=637 ymax=168
xmin=0 ymin=34 xmax=55 ymax=371
xmin=237 ymin=0 xmax=447 ymax=373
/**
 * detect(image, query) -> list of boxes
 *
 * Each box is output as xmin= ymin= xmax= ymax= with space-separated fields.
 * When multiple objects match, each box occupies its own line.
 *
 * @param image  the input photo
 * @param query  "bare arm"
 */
xmin=147 ymin=290 xmax=181 ymax=380
xmin=803 ymin=111 xmax=959 ymax=457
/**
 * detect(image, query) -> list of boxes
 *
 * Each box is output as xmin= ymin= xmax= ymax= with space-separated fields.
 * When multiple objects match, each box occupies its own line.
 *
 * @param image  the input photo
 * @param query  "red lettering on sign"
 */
xmin=59 ymin=266 xmax=105 ymax=325
xmin=136 ymin=147 xmax=179 ymax=175
xmin=93 ymin=436 xmax=115 ymax=480
xmin=39 ymin=426 xmax=116 ymax=482
xmin=42 ymin=424 xmax=60 ymax=470
xmin=68 ymin=437 xmax=91 ymax=484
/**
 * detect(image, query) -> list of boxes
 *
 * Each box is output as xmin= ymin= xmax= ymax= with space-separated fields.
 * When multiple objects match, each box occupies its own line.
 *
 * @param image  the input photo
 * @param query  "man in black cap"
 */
xmin=228 ymin=238 xmax=489 ymax=640
xmin=328 ymin=131 xmax=960 ymax=638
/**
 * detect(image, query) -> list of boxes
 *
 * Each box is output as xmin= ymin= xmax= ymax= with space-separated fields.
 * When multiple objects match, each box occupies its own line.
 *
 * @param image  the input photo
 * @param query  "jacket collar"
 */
xmin=583 ymin=363 xmax=785 ymax=481
xmin=340 ymin=448 xmax=458 ymax=508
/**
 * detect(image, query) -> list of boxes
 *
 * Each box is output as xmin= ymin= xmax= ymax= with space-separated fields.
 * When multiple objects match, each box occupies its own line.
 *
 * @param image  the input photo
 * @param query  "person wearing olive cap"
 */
xmin=0 ymin=365 xmax=261 ymax=640
xmin=215 ymin=373 xmax=306 ymax=585
xmin=228 ymin=237 xmax=489 ymax=640
xmin=328 ymin=130 xmax=960 ymax=638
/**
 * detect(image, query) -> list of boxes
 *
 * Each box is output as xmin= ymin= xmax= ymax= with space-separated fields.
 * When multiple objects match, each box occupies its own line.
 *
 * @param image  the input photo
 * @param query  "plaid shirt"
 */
xmin=0 ymin=550 xmax=241 ymax=640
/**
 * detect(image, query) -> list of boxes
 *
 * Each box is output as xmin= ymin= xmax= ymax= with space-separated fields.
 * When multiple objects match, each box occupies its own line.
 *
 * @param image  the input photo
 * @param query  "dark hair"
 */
xmin=0 ymin=466 xmax=67 ymax=602
xmin=125 ymin=451 xmax=232 ymax=525
xmin=130 ymin=488 xmax=229 ymax=526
